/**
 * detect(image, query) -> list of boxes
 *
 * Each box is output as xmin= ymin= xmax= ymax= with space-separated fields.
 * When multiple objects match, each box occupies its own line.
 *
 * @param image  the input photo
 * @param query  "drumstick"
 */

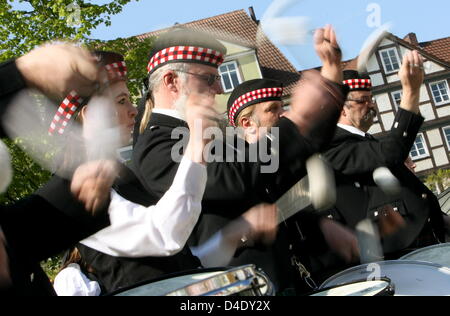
xmin=356 ymin=219 xmax=384 ymax=264
xmin=357 ymin=23 xmax=392 ymax=73
xmin=373 ymin=167 xmax=401 ymax=197
xmin=276 ymin=154 xmax=336 ymax=223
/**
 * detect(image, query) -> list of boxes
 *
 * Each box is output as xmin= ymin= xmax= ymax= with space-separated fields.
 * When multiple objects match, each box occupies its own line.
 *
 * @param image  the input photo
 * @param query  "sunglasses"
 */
xmin=347 ymin=96 xmax=376 ymax=105
xmin=176 ymin=70 xmax=222 ymax=86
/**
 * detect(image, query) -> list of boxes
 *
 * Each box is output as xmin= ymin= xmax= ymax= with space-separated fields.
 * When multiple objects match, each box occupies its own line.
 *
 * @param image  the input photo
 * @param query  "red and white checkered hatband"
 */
xmin=48 ymin=90 xmax=84 ymax=135
xmin=342 ymin=79 xmax=372 ymax=90
xmin=105 ymin=61 xmax=127 ymax=81
xmin=228 ymin=87 xmax=284 ymax=127
xmin=147 ymin=46 xmax=224 ymax=74
xmin=48 ymin=61 xmax=127 ymax=135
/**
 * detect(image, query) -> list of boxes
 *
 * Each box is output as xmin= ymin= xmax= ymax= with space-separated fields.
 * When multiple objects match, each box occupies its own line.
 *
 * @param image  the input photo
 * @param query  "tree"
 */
xmin=0 ymin=0 xmax=140 ymax=61
xmin=425 ymin=169 xmax=450 ymax=195
xmin=0 ymin=0 xmax=153 ymax=206
xmin=88 ymin=36 xmax=154 ymax=100
xmin=0 ymin=138 xmax=52 ymax=205
xmin=0 ymin=0 xmax=154 ymax=277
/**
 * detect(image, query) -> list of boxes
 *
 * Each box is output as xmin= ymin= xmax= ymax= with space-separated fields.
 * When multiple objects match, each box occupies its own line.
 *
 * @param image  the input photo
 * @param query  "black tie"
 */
xmin=365 ymin=133 xmax=375 ymax=140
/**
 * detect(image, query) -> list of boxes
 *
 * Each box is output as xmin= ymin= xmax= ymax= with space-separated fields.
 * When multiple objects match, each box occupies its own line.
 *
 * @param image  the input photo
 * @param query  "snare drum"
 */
xmin=113 ymin=265 xmax=274 ymax=296
xmin=400 ymin=243 xmax=450 ymax=268
xmin=310 ymin=279 xmax=394 ymax=296
xmin=321 ymin=261 xmax=450 ymax=296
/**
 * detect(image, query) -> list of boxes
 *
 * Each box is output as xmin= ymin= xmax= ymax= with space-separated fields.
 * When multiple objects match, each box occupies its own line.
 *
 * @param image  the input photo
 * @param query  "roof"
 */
xmin=420 ymin=36 xmax=450 ymax=64
xmin=339 ymin=33 xmax=450 ymax=73
xmin=135 ymin=9 xmax=300 ymax=96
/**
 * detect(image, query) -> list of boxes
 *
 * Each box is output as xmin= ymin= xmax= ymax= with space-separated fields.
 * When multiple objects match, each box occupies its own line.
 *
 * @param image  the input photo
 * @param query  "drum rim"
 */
xmin=110 ymin=264 xmax=259 ymax=296
xmin=310 ymin=277 xmax=394 ymax=296
xmin=320 ymin=260 xmax=450 ymax=290
xmin=399 ymin=243 xmax=450 ymax=260
xmin=166 ymin=265 xmax=259 ymax=296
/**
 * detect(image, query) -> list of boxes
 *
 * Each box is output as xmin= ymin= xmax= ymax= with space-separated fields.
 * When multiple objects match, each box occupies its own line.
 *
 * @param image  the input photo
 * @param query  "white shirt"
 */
xmin=80 ymin=156 xmax=207 ymax=257
xmin=54 ymin=264 xmax=101 ymax=296
xmin=337 ymin=123 xmax=366 ymax=137
xmin=152 ymin=108 xmax=185 ymax=121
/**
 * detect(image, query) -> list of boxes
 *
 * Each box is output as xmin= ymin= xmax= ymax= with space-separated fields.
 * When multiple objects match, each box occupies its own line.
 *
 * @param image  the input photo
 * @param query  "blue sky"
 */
xmin=13 ymin=0 xmax=450 ymax=70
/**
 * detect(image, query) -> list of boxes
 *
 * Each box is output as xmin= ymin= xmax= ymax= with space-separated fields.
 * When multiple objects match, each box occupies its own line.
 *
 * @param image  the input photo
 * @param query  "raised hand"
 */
xmin=16 ymin=43 xmax=99 ymax=100
xmin=314 ymin=25 xmax=343 ymax=83
xmin=399 ymin=50 xmax=425 ymax=114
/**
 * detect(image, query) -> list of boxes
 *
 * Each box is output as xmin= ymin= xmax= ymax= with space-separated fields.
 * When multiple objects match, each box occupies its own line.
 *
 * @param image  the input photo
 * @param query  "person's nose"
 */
xmin=130 ymin=104 xmax=138 ymax=119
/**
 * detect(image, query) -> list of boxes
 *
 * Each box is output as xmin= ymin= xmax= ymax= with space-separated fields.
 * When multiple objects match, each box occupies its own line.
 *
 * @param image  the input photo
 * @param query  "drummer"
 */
xmin=226 ymin=78 xmax=361 ymax=291
xmin=322 ymin=50 xmax=447 ymax=258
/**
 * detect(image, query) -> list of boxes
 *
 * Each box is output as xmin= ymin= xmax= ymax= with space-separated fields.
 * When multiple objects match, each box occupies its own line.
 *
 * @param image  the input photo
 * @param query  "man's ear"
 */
xmin=240 ymin=117 xmax=252 ymax=129
xmin=162 ymin=71 xmax=179 ymax=93
xmin=80 ymin=105 xmax=88 ymax=122
xmin=240 ymin=117 xmax=257 ymax=134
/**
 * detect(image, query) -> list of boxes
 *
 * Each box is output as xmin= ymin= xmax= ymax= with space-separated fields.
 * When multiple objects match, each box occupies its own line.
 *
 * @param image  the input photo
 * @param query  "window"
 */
xmin=380 ymin=48 xmax=401 ymax=74
xmin=391 ymin=90 xmax=403 ymax=108
xmin=443 ymin=127 xmax=450 ymax=150
xmin=219 ymin=61 xmax=242 ymax=93
xmin=430 ymin=80 xmax=450 ymax=106
xmin=410 ymin=133 xmax=429 ymax=160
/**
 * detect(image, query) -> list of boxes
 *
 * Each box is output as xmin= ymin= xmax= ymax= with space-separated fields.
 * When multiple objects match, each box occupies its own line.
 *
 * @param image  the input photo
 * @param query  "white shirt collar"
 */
xmin=337 ymin=123 xmax=366 ymax=137
xmin=152 ymin=108 xmax=185 ymax=121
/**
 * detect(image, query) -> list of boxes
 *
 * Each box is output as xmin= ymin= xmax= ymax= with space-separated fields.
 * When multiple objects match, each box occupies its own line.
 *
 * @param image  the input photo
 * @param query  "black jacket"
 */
xmin=126 ymin=82 xmax=348 ymax=291
xmin=0 ymin=60 xmax=110 ymax=295
xmin=323 ymin=108 xmax=445 ymax=254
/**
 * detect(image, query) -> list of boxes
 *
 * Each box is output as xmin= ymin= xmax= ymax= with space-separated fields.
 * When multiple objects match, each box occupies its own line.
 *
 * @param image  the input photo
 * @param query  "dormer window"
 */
xmin=380 ymin=48 xmax=401 ymax=74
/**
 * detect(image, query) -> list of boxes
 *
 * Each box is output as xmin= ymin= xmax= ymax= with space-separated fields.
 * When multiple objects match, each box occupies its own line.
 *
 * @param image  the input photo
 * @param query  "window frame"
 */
xmin=410 ymin=133 xmax=430 ymax=160
xmin=391 ymin=90 xmax=403 ymax=108
xmin=429 ymin=80 xmax=450 ymax=106
xmin=442 ymin=126 xmax=450 ymax=151
xmin=218 ymin=61 xmax=242 ymax=93
xmin=379 ymin=48 xmax=401 ymax=75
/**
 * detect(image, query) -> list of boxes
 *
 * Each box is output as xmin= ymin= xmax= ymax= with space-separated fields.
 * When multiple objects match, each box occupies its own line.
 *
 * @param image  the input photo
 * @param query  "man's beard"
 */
xmin=363 ymin=108 xmax=377 ymax=122
xmin=173 ymin=91 xmax=189 ymax=121
xmin=360 ymin=108 xmax=377 ymax=129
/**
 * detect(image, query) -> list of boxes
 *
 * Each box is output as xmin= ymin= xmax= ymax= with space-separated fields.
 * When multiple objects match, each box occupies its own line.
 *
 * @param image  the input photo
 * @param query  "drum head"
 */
xmin=321 ymin=261 xmax=450 ymax=296
xmin=311 ymin=279 xmax=394 ymax=296
xmin=400 ymin=243 xmax=450 ymax=268
xmin=114 ymin=265 xmax=270 ymax=296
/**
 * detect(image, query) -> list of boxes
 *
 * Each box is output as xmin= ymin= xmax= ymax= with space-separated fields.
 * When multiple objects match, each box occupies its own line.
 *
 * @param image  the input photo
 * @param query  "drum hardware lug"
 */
xmin=291 ymin=255 xmax=318 ymax=290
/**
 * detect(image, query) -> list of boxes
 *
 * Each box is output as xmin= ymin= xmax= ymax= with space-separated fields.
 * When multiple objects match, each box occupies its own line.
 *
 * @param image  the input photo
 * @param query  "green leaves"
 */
xmin=0 ymin=138 xmax=51 ymax=205
xmin=0 ymin=0 xmax=154 ymax=206
xmin=0 ymin=0 xmax=140 ymax=61
xmin=88 ymin=36 xmax=155 ymax=101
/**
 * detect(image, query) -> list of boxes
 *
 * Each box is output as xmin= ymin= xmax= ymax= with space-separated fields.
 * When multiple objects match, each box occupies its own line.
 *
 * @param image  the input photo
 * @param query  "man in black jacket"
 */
xmin=0 ymin=44 xmax=115 ymax=295
xmin=127 ymin=26 xmax=349 ymax=292
xmin=323 ymin=50 xmax=447 ymax=259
